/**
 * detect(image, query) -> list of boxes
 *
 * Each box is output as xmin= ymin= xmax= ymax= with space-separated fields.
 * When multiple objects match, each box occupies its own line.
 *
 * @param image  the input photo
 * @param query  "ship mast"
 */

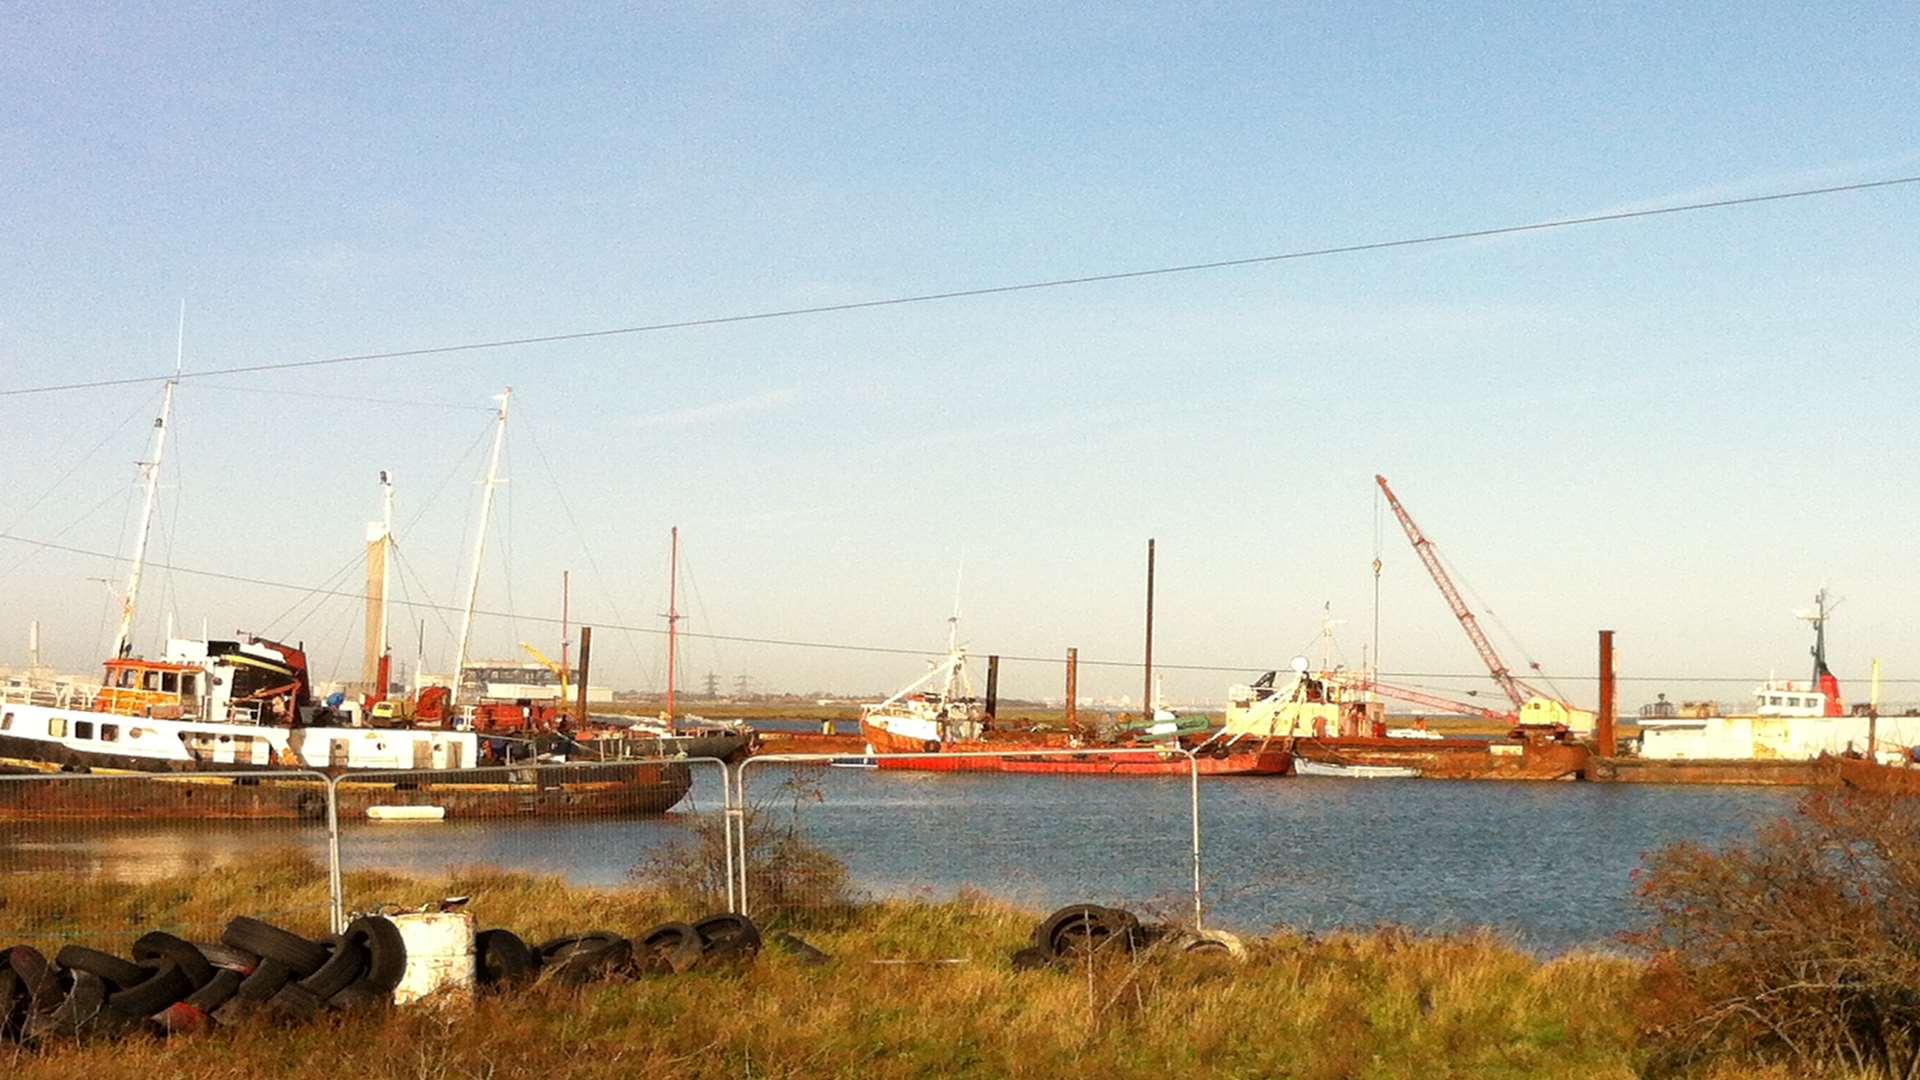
xmin=450 ymin=388 xmax=511 ymax=708
xmin=362 ymin=469 xmax=395 ymax=701
xmin=663 ymin=526 xmax=681 ymax=733
xmin=112 ymin=309 xmax=183 ymax=658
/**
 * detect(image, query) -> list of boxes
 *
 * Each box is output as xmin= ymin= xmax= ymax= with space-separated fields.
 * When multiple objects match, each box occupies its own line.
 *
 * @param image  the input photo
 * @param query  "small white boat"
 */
xmin=367 ymin=805 xmax=448 ymax=822
xmin=1295 ymin=760 xmax=1421 ymax=779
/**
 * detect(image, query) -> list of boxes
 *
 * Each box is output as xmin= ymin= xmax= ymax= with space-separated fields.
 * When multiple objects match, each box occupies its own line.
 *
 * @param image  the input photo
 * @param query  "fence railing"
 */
xmin=2 ymin=747 xmax=1228 ymax=953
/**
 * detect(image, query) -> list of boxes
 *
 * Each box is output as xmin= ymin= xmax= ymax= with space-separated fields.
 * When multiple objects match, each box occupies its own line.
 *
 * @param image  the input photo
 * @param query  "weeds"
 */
xmin=631 ymin=773 xmax=857 ymax=923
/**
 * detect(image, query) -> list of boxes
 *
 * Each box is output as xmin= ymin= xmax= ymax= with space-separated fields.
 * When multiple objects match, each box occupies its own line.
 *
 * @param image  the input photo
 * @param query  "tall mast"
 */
xmin=559 ymin=569 xmax=571 ymax=701
xmin=450 ymin=388 xmax=511 ymax=708
xmin=664 ymin=527 xmax=681 ymax=731
xmin=112 ymin=310 xmax=183 ymax=658
xmin=379 ymin=469 xmax=393 ymax=659
xmin=362 ymin=469 xmax=395 ymax=696
xmin=1143 ymin=537 xmax=1155 ymax=720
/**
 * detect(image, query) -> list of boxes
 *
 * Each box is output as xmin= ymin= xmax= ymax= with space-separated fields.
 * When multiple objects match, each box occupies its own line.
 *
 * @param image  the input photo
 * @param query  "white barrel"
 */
xmin=390 ymin=911 xmax=476 ymax=1005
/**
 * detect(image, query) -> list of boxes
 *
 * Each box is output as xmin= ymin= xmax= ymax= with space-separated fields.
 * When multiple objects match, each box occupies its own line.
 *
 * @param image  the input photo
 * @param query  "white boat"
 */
xmin=1294 ymin=760 xmax=1421 ymax=779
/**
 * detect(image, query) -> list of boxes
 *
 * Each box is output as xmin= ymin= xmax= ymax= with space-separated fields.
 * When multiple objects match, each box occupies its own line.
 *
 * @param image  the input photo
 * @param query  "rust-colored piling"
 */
xmin=985 ymin=654 xmax=1000 ymax=719
xmin=1065 ymin=647 xmax=1078 ymax=727
xmin=575 ymin=626 xmax=593 ymax=726
xmin=1596 ymin=629 xmax=1616 ymax=757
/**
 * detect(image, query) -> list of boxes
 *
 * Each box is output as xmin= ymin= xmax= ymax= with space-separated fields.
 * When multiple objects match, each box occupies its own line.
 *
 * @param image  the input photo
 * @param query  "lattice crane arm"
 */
xmin=1374 ymin=475 xmax=1543 ymax=710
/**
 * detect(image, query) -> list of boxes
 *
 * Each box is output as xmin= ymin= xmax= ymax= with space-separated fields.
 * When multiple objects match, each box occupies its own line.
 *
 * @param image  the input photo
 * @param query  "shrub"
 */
xmin=631 ymin=774 xmax=856 ymax=922
xmin=1629 ymin=791 xmax=1920 ymax=1077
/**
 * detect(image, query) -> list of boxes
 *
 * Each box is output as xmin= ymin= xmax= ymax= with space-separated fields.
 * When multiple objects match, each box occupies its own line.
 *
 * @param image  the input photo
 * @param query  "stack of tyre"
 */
xmin=472 ymin=912 xmax=762 ymax=990
xmin=1011 ymin=904 xmax=1245 ymax=968
xmin=1 ymin=914 xmax=406 ymax=1042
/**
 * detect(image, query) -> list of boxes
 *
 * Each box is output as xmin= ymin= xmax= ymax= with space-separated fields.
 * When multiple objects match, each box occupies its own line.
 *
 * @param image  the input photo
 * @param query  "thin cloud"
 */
xmin=637 ymin=386 xmax=803 ymax=428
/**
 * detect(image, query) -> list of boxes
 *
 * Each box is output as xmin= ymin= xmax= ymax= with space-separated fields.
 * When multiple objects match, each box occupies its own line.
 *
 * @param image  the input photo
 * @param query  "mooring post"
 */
xmin=575 ymin=626 xmax=592 ymax=726
xmin=985 ymin=654 xmax=1000 ymax=719
xmin=1597 ymin=629 xmax=1616 ymax=757
xmin=1065 ymin=647 xmax=1078 ymax=727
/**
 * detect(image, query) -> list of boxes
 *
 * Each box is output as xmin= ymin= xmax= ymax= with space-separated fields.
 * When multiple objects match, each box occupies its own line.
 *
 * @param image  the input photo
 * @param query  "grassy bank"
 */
xmin=0 ymin=856 xmax=1705 ymax=1079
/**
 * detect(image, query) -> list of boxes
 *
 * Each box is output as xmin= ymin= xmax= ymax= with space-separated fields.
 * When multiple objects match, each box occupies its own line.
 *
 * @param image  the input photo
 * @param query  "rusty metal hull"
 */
xmin=875 ymin=746 xmax=1292 ymax=776
xmin=0 ymin=761 xmax=694 ymax=820
xmin=1293 ymin=737 xmax=1588 ymax=781
xmin=1835 ymin=758 xmax=1920 ymax=794
xmin=1586 ymin=756 xmax=1838 ymax=786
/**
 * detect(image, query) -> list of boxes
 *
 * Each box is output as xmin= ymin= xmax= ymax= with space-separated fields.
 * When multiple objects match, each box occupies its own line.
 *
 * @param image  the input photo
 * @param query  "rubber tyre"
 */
xmin=266 ymin=982 xmax=325 ymax=1023
xmin=222 ymin=917 xmax=329 ymax=976
xmin=325 ymin=982 xmax=392 ymax=1011
xmin=105 ymin=961 xmax=195 ymax=1018
xmin=535 ymin=930 xmax=625 ymax=961
xmin=232 ymin=957 xmax=295 ymax=1003
xmin=5 ymin=945 xmax=60 ymax=1016
xmin=294 ymin=936 xmax=368 ymax=1001
xmin=1009 ymin=945 xmax=1053 ymax=971
xmin=181 ymin=968 xmax=243 ymax=1013
xmin=539 ymin=937 xmax=631 ymax=986
xmin=42 ymin=970 xmax=109 ymax=1039
xmin=132 ymin=932 xmax=215 ymax=990
xmin=341 ymin=915 xmax=407 ymax=996
xmin=770 ymin=931 xmax=829 ymax=965
xmin=691 ymin=913 xmax=762 ymax=958
xmin=0 ymin=968 xmax=24 ymax=1042
xmin=474 ymin=929 xmax=536 ymax=988
xmin=636 ymin=922 xmax=705 ymax=974
xmin=53 ymin=944 xmax=146 ymax=990
xmin=191 ymin=941 xmax=259 ymax=974
xmin=1033 ymin=904 xmax=1137 ymax=960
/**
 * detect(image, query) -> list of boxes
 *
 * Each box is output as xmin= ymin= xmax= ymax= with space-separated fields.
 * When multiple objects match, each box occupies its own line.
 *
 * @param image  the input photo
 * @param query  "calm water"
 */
xmin=1 ymin=768 xmax=1799 ymax=952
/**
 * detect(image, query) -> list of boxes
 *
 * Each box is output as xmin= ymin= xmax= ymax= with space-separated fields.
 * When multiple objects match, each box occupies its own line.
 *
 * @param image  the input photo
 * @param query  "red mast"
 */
xmin=664 ymin=527 xmax=681 ymax=734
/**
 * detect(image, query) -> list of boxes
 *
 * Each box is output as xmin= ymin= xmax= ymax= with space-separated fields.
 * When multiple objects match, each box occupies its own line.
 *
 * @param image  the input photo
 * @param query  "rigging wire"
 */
xmin=189 ymin=382 xmax=495 ymax=412
xmin=5 ymin=526 xmax=1903 ymax=684
xmin=0 ymin=387 xmax=157 ymax=537
xmin=4 ymin=175 xmax=1916 ymax=399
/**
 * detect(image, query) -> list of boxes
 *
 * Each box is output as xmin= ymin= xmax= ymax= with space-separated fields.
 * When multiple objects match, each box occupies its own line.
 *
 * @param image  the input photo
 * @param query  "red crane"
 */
xmin=1374 ymin=474 xmax=1548 ymax=711
xmin=1328 ymin=671 xmax=1514 ymax=723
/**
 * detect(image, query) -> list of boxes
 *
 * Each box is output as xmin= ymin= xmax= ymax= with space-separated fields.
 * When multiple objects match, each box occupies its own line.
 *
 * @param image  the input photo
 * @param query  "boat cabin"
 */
xmin=96 ymin=658 xmax=205 ymax=720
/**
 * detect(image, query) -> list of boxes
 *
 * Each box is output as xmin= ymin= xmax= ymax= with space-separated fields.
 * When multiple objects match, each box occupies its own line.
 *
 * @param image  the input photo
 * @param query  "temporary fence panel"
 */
xmin=732 ymin=749 xmax=1204 ymax=945
xmin=332 ymin=757 xmax=734 ymax=938
xmin=0 ymin=768 xmax=338 ymax=954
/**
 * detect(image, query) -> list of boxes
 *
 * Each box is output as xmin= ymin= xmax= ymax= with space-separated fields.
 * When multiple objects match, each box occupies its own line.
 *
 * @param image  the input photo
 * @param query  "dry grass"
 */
xmin=0 ymin=859 xmax=1866 ymax=1079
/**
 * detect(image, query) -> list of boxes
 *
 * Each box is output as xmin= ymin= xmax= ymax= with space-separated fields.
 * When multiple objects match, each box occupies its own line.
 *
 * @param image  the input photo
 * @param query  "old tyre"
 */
xmin=691 ymin=913 xmax=762 ymax=958
xmin=266 ymin=982 xmax=325 ymax=1023
xmin=341 ymin=915 xmax=407 ymax=996
xmin=770 ymin=931 xmax=829 ymax=965
xmin=474 ymin=929 xmax=536 ymax=988
xmin=53 ymin=944 xmax=146 ymax=990
xmin=5 ymin=946 xmax=60 ymax=1016
xmin=132 ymin=932 xmax=215 ymax=990
xmin=105 ymin=961 xmax=195 ymax=1018
xmin=181 ymin=968 xmax=243 ymax=1013
xmin=231 ymin=957 xmax=295 ymax=1004
xmin=1033 ymin=904 xmax=1138 ymax=960
xmin=191 ymin=942 xmax=260 ymax=974
xmin=635 ymin=923 xmax=704 ymax=975
xmin=0 ymin=969 xmax=25 ymax=1042
xmin=222 ymin=917 xmax=329 ymax=976
xmin=294 ymin=936 xmax=368 ymax=1001
xmin=41 ymin=970 xmax=109 ymax=1039
xmin=325 ymin=982 xmax=392 ymax=1011
xmin=1009 ymin=945 xmax=1052 ymax=971
xmin=540 ymin=937 xmax=632 ymax=986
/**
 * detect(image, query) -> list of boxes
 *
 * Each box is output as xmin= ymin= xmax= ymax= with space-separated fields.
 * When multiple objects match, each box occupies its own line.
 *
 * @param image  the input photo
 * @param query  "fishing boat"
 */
xmin=0 ymin=385 xmax=691 ymax=818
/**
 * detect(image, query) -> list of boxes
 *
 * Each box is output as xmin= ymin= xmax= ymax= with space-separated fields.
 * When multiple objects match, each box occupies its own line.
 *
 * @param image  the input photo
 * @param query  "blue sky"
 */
xmin=2 ymin=4 xmax=1917 ymax=708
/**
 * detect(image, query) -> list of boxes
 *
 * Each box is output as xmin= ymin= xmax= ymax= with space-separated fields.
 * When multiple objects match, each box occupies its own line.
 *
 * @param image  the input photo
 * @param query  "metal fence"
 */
xmin=2 ymin=748 xmax=1220 ymax=954
xmin=0 ymin=769 xmax=338 ymax=953
xmin=734 ymin=748 xmax=1205 ymax=931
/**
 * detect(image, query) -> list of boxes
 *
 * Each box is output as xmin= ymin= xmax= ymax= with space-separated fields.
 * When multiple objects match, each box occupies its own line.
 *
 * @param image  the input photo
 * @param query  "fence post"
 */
xmin=326 ymin=774 xmax=345 ymax=933
xmin=1188 ymin=750 xmax=1204 ymax=931
xmin=720 ymin=761 xmax=738 ymax=914
xmin=728 ymin=761 xmax=750 ymax=916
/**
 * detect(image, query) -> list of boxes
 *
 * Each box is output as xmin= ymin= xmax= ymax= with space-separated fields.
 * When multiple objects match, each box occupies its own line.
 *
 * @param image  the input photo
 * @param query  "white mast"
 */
xmin=450 ymin=388 xmax=511 ymax=707
xmin=377 ymin=468 xmax=394 ymax=661
xmin=943 ymin=555 xmax=971 ymax=700
xmin=112 ymin=307 xmax=183 ymax=658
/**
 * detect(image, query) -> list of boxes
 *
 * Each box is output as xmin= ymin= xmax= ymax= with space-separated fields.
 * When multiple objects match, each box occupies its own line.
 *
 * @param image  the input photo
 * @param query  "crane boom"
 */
xmin=1374 ymin=475 xmax=1542 ymax=710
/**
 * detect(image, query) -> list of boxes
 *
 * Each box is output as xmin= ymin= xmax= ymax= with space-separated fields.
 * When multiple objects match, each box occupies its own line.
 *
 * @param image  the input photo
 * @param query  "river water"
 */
xmin=2 ymin=768 xmax=1800 ymax=953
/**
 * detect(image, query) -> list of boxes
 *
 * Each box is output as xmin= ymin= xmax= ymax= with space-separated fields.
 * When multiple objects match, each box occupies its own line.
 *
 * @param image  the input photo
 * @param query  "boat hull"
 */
xmin=0 ymin=748 xmax=693 ymax=821
xmin=1292 ymin=736 xmax=1588 ymax=781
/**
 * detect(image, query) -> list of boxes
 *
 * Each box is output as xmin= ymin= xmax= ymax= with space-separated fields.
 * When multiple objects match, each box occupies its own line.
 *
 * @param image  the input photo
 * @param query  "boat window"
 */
xmin=143 ymin=671 xmax=161 ymax=690
xmin=1 ymin=711 xmax=10 ymax=731
xmin=161 ymin=672 xmax=179 ymax=693
xmin=101 ymin=724 xmax=119 ymax=742
xmin=48 ymin=717 xmax=66 ymax=737
xmin=75 ymin=720 xmax=94 ymax=740
xmin=117 ymin=669 xmax=136 ymax=688
xmin=181 ymin=673 xmax=198 ymax=697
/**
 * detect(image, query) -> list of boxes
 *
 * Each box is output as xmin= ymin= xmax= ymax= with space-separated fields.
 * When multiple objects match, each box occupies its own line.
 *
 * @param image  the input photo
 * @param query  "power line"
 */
xmin=2 ymin=528 xmax=1913 ymax=684
xmin=5 ymin=174 xmax=1916 ymax=399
